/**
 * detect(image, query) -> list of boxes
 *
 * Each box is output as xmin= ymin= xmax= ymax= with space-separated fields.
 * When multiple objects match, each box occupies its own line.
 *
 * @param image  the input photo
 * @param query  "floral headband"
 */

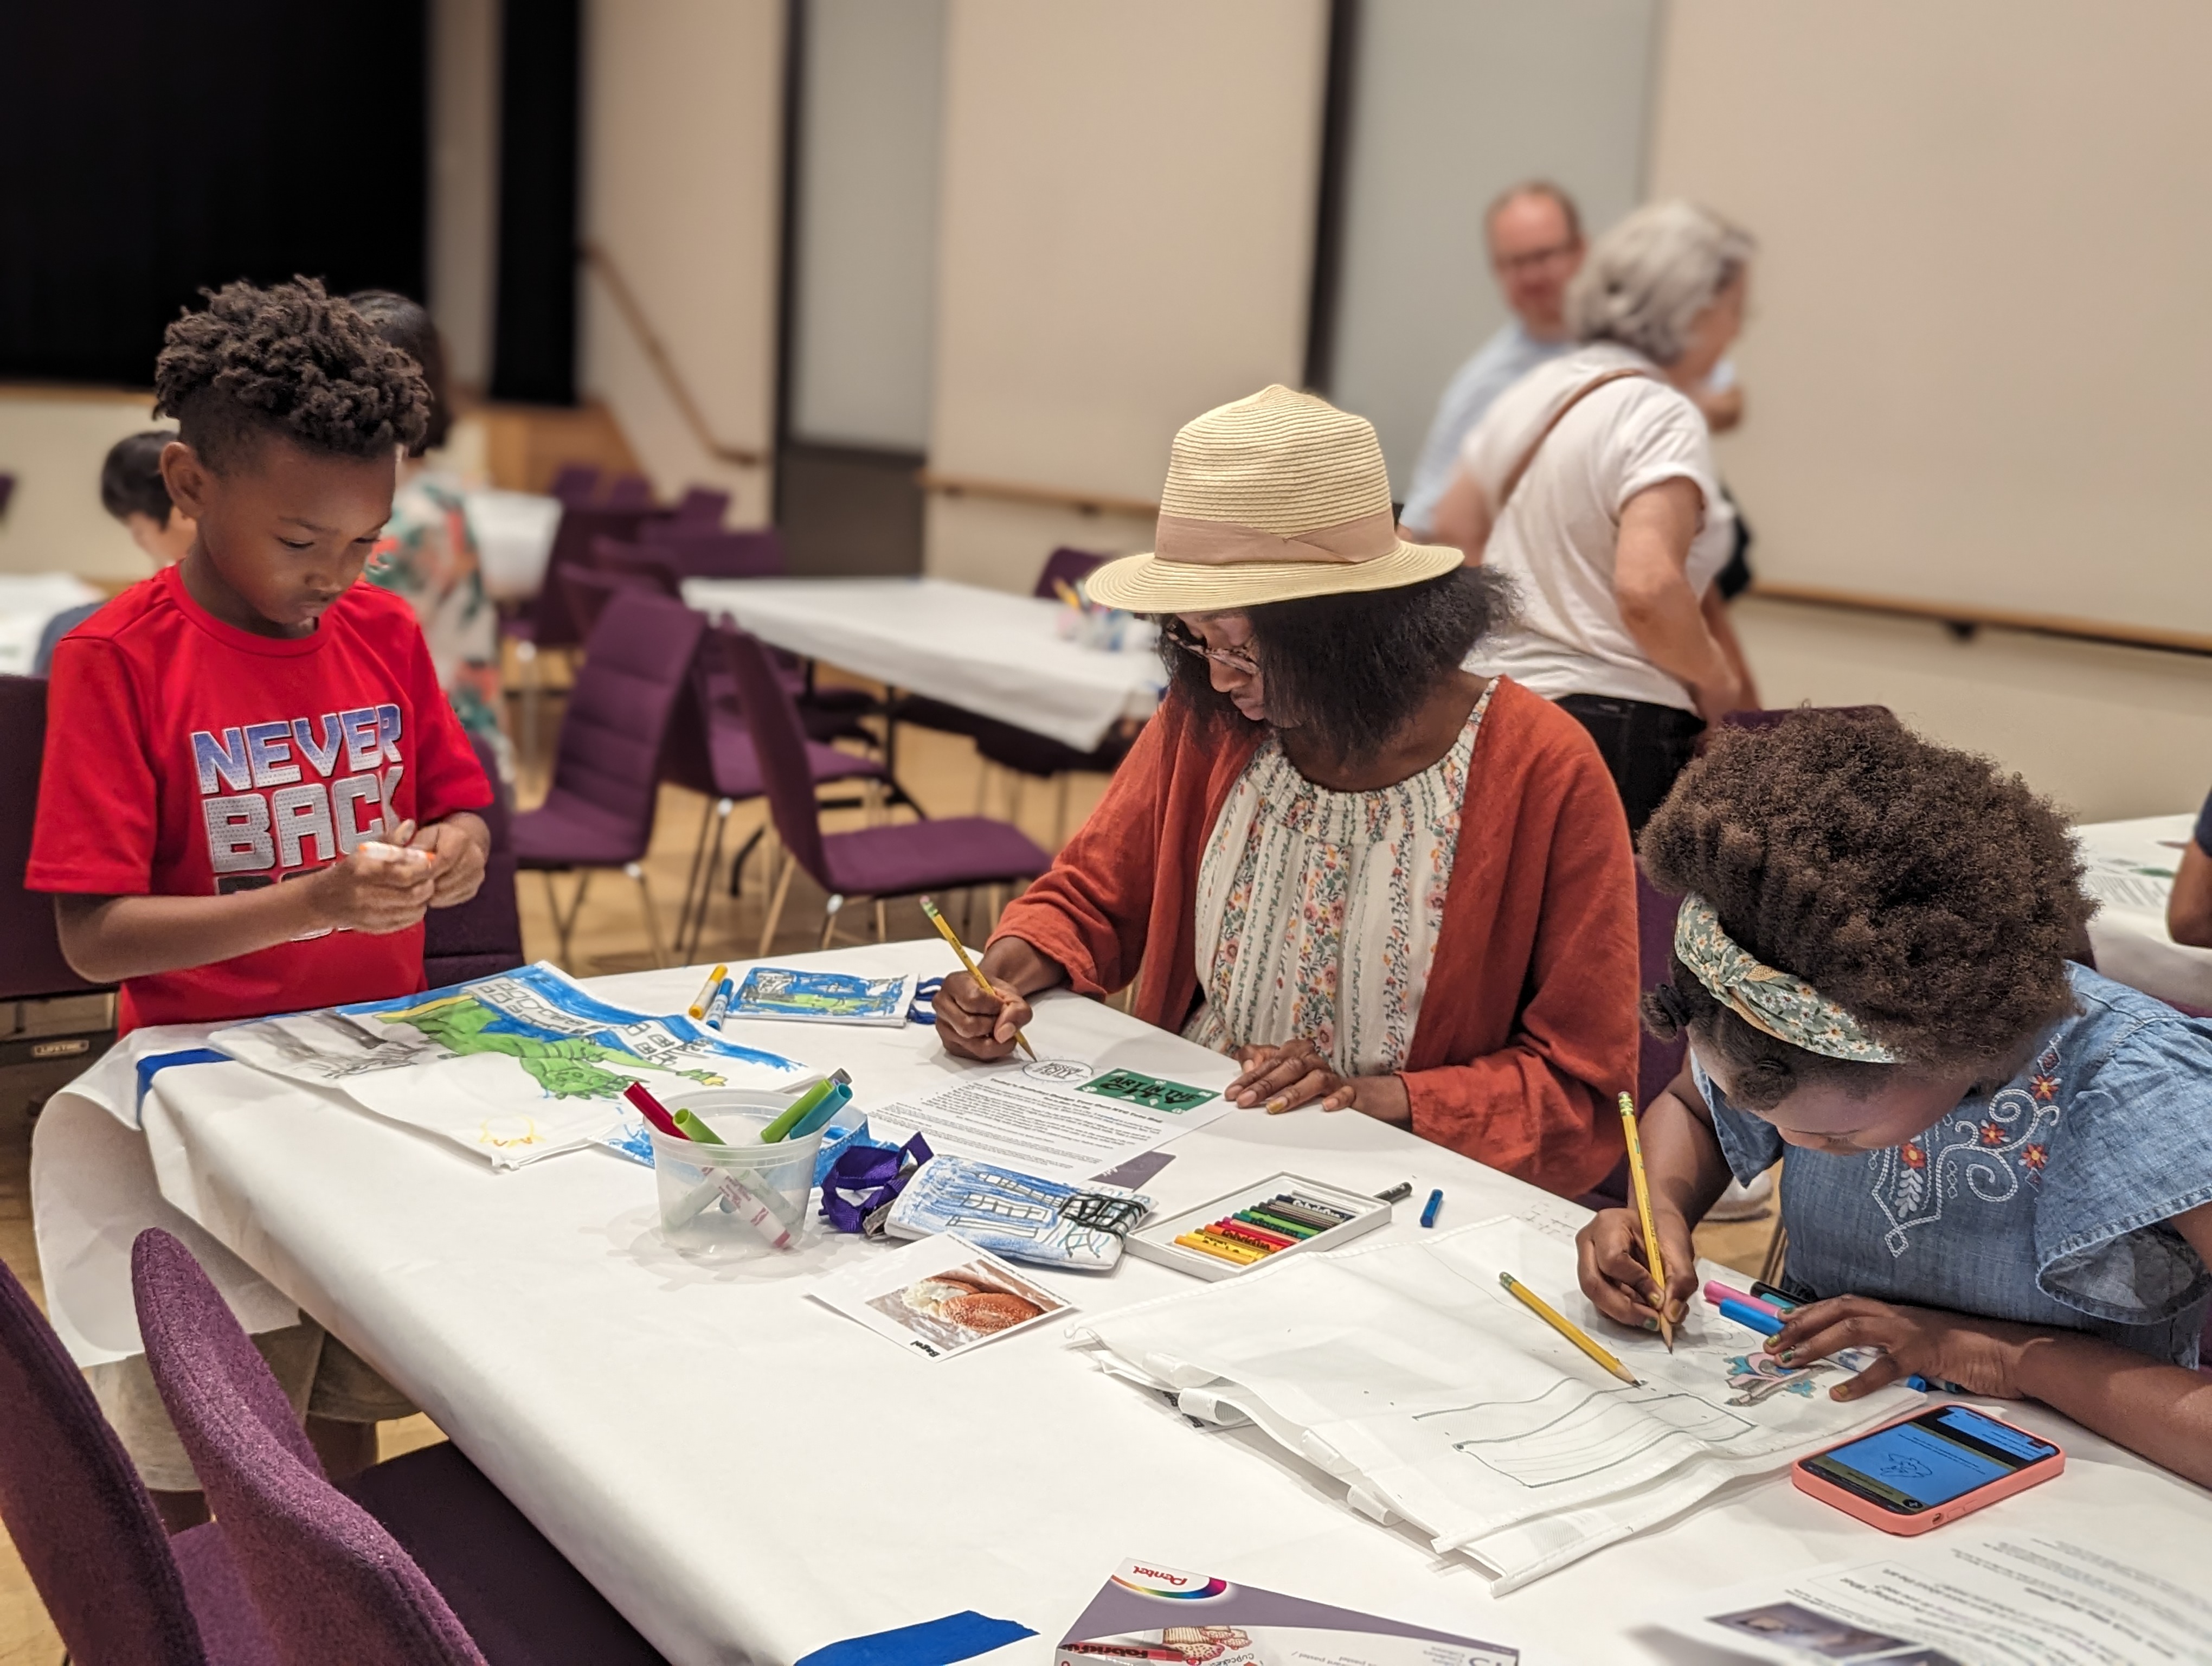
xmin=1673 ymin=894 xmax=1898 ymax=1064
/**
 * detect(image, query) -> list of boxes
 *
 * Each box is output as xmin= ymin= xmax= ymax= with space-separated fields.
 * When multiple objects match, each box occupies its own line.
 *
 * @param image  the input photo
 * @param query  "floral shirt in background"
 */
xmin=1184 ymin=684 xmax=1494 ymax=1077
xmin=365 ymin=471 xmax=509 ymax=776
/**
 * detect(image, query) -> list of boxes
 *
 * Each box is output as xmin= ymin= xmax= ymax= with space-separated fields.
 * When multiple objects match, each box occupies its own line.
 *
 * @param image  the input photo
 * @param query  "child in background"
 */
xmin=1578 ymin=710 xmax=2212 ymax=1489
xmin=348 ymin=289 xmax=510 ymax=774
xmin=30 ymin=430 xmax=198 ymax=674
xmin=28 ymin=278 xmax=495 ymax=1524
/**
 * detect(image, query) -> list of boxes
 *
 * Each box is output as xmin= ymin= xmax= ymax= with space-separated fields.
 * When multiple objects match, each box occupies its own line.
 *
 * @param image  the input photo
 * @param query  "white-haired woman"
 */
xmin=1429 ymin=200 xmax=1759 ymax=831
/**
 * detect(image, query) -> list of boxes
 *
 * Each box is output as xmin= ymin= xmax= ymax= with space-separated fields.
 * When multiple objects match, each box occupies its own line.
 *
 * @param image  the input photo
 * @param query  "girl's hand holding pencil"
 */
xmin=1574 ymin=1202 xmax=1699 ymax=1336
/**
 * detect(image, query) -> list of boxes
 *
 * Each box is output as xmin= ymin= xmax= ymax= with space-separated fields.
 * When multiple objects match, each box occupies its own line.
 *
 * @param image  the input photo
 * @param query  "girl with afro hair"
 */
xmin=1579 ymin=709 xmax=2212 ymax=1488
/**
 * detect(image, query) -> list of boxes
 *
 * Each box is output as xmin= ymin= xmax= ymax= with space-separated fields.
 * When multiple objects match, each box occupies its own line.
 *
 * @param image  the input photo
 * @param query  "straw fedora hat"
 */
xmin=1084 ymin=384 xmax=1464 ymax=613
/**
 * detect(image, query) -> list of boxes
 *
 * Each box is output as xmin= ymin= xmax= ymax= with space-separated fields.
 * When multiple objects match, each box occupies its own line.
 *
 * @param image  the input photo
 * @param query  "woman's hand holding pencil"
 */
xmin=924 ymin=899 xmax=1058 ymax=1063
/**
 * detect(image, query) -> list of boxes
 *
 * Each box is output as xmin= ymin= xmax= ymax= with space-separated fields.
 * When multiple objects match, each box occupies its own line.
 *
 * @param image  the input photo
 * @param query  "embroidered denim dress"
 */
xmin=1701 ymin=965 xmax=2212 ymax=1367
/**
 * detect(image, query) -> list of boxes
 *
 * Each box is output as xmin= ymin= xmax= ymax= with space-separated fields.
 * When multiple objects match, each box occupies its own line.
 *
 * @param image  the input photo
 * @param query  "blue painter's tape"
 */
xmin=794 ymin=1612 xmax=1036 ymax=1666
xmin=135 ymin=1049 xmax=230 ymax=1113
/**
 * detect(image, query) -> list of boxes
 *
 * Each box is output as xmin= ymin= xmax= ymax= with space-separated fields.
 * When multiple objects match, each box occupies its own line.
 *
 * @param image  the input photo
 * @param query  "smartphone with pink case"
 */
xmin=1793 ymin=1404 xmax=2063 ymax=1534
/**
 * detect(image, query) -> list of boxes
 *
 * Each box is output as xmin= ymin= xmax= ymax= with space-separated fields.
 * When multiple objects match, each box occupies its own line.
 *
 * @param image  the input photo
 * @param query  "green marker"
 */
xmin=760 ymin=1069 xmax=848 ymax=1143
xmin=673 ymin=1108 xmax=724 ymax=1144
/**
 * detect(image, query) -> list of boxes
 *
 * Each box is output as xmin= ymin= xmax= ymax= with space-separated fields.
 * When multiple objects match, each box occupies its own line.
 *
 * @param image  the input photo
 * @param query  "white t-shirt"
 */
xmin=1459 ymin=342 xmax=1735 ymax=712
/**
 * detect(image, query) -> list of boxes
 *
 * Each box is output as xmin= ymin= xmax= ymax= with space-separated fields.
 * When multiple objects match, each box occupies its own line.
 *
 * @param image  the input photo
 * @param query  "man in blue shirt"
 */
xmin=1398 ymin=182 xmax=1586 ymax=540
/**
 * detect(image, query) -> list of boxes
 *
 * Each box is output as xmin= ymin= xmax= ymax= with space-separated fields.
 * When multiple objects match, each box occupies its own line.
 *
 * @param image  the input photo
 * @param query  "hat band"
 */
xmin=1152 ymin=508 xmax=1398 ymax=569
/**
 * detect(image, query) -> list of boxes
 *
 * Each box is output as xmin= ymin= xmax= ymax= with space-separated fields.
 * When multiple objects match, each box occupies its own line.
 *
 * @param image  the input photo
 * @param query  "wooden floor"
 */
xmin=0 ymin=702 xmax=1776 ymax=1661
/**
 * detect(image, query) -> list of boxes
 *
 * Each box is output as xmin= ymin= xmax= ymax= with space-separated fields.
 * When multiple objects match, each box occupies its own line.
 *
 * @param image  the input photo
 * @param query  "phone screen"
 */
xmin=1805 ymin=1406 xmax=2059 ymax=1514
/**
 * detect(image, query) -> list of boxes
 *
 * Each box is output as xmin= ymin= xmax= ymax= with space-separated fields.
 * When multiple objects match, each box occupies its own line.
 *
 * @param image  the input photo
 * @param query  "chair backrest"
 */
xmin=530 ymin=507 xmax=657 ymax=649
xmin=589 ymin=537 xmax=683 ymax=596
xmin=547 ymin=464 xmax=601 ymax=508
xmin=668 ymin=486 xmax=729 ymax=529
xmin=1034 ymin=547 xmax=1109 ymax=600
xmin=0 ymin=1253 xmax=211 ymax=1665
xmin=602 ymin=473 xmax=654 ymax=510
xmin=133 ymin=1230 xmax=487 ymax=1666
xmin=561 ymin=566 xmax=665 ymax=644
xmin=422 ymin=731 xmax=524 ymax=988
xmin=0 ymin=675 xmax=112 ymax=1004
xmin=722 ymin=627 xmax=831 ymax=883
xmin=545 ymin=592 xmax=709 ymax=850
xmin=635 ymin=526 xmax=788 ymax=581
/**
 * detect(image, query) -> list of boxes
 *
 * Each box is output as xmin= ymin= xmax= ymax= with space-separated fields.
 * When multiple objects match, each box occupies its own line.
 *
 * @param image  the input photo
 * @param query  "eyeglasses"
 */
xmin=1495 ymin=239 xmax=1580 ymax=275
xmin=1174 ymin=636 xmax=1259 ymax=676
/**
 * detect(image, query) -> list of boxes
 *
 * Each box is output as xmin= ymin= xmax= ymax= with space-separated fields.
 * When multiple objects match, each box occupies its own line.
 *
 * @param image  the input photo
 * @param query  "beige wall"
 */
xmin=1650 ymin=0 xmax=2212 ymax=637
xmin=0 ymin=388 xmax=164 ymax=581
xmin=579 ymin=0 xmax=783 ymax=526
xmin=924 ymin=0 xmax=1332 ymax=591
xmin=1653 ymin=0 xmax=2212 ymax=816
xmin=429 ymin=0 xmax=501 ymax=392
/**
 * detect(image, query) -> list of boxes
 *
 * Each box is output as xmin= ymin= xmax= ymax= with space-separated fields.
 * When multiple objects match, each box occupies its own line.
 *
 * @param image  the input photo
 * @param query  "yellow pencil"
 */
xmin=918 ymin=898 xmax=1036 ymax=1060
xmin=1618 ymin=1091 xmax=1674 ymax=1351
xmin=1500 ymin=1272 xmax=1639 ymax=1386
xmin=687 ymin=963 xmax=729 ymax=1020
xmin=1052 ymin=578 xmax=1083 ymax=609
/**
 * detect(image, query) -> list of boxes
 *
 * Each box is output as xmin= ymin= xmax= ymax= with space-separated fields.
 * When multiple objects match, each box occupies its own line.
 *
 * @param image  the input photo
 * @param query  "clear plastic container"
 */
xmin=650 ymin=1089 xmax=826 ymax=1256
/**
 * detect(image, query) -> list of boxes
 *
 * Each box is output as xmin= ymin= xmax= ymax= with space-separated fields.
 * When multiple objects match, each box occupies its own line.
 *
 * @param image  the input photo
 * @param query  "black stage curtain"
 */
xmin=0 ymin=2 xmax=428 ymax=388
xmin=489 ymin=0 xmax=580 ymax=406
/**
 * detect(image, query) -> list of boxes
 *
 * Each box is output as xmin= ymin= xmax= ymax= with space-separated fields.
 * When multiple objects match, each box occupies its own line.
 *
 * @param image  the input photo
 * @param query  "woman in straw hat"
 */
xmin=1427 ymin=200 xmax=1760 ymax=834
xmin=934 ymin=386 xmax=1638 ymax=1197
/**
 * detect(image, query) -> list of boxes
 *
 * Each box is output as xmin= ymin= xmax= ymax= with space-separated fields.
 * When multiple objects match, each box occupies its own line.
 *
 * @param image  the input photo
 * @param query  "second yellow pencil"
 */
xmin=1499 ymin=1272 xmax=1639 ymax=1386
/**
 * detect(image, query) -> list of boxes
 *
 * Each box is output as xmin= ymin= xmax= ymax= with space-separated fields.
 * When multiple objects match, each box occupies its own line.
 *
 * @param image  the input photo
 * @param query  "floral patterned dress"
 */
xmin=365 ymin=470 xmax=508 ymax=773
xmin=1183 ymin=685 xmax=1492 ymax=1077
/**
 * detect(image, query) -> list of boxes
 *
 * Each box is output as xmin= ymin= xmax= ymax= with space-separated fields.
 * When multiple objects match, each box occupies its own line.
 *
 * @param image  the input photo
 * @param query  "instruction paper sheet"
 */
xmin=210 ymin=963 xmax=811 ymax=1168
xmin=1669 ymin=1533 xmax=2212 ymax=1664
xmin=867 ymin=1058 xmax=1231 ymax=1181
xmin=1076 ymin=1216 xmax=1910 ymax=1591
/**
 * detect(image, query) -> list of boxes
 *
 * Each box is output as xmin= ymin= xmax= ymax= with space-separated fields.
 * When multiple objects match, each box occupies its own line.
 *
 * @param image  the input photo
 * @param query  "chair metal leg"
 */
xmin=819 ymin=892 xmax=846 ymax=950
xmin=1054 ymin=773 xmax=1072 ymax=849
xmin=674 ymin=796 xmax=723 ymax=958
xmin=543 ymin=869 xmax=589 ymax=967
xmin=684 ymin=800 xmax=738 ymax=963
xmin=624 ymin=861 xmax=667 ymax=968
xmin=984 ymin=883 xmax=1003 ymax=935
xmin=758 ymin=859 xmax=795 ymax=959
xmin=974 ymin=755 xmax=992 ymax=817
xmin=874 ymin=898 xmax=888 ymax=942
xmin=517 ymin=640 xmax=540 ymax=786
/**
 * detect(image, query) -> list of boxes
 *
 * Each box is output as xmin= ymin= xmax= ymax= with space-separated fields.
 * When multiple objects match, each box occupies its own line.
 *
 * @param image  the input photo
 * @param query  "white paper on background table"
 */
xmin=865 ymin=1058 xmax=1232 ymax=1182
xmin=808 ymin=1230 xmax=1072 ymax=1360
xmin=1075 ymin=1216 xmax=1912 ymax=1592
xmin=1667 ymin=1533 xmax=2212 ymax=1664
xmin=0 ymin=572 xmax=103 ymax=674
xmin=209 ymin=962 xmax=811 ymax=1168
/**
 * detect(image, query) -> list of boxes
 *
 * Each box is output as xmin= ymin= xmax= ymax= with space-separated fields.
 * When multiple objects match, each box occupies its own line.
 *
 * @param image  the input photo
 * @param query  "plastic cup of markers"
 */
xmin=648 ymin=1091 xmax=825 ymax=1258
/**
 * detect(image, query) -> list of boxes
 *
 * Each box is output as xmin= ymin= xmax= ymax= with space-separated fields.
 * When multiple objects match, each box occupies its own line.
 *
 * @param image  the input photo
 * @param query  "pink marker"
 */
xmin=1704 ymin=1280 xmax=1782 ymax=1320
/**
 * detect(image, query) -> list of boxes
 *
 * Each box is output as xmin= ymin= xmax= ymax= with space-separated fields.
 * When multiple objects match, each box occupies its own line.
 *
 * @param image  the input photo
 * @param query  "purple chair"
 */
xmin=132 ymin=1230 xmax=667 ymax=1666
xmin=527 ymin=507 xmax=658 ymax=652
xmin=634 ymin=526 xmax=788 ymax=580
xmin=562 ymin=566 xmax=669 ymax=643
xmin=667 ymin=486 xmax=729 ymax=529
xmin=422 ymin=732 xmax=525 ymax=988
xmin=546 ymin=465 xmax=601 ymax=508
xmin=0 ymin=1251 xmax=275 ymax=1664
xmin=660 ymin=624 xmax=906 ymax=960
xmin=724 ymin=627 xmax=1052 ymax=953
xmin=589 ymin=536 xmax=684 ymax=597
xmin=513 ymin=591 xmax=708 ymax=965
xmin=602 ymin=473 xmax=655 ymax=511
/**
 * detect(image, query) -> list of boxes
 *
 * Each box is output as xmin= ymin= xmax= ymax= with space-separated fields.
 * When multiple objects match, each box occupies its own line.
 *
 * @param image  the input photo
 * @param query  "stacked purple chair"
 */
xmin=724 ymin=626 xmax=1052 ymax=954
xmin=512 ymin=590 xmax=708 ymax=965
xmin=546 ymin=465 xmax=601 ymax=508
xmin=632 ymin=526 xmax=787 ymax=581
xmin=602 ymin=473 xmax=655 ymax=510
xmin=421 ymin=731 xmax=525 ymax=989
xmin=561 ymin=566 xmax=670 ymax=643
xmin=132 ymin=1230 xmax=667 ymax=1665
xmin=0 ymin=1252 xmax=275 ymax=1664
xmin=666 ymin=486 xmax=729 ymax=529
xmin=0 ymin=676 xmax=114 ymax=1067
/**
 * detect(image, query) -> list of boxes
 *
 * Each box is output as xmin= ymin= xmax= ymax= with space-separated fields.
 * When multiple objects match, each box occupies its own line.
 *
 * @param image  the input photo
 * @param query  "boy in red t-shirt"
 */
xmin=29 ymin=278 xmax=497 ymax=1527
xmin=29 ymin=277 xmax=493 ymax=1033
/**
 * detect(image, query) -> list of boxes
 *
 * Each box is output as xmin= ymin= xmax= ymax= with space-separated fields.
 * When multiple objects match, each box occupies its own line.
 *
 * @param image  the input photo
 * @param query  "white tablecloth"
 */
xmin=0 ymin=571 xmax=104 ymax=674
xmin=2076 ymin=814 xmax=2212 ymax=1011
xmin=462 ymin=490 xmax=563 ymax=603
xmin=108 ymin=942 xmax=2212 ymax=1664
xmin=684 ymin=576 xmax=1163 ymax=751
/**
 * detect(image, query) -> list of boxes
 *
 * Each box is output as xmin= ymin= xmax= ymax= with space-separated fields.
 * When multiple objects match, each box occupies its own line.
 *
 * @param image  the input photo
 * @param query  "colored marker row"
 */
xmin=1174 ymin=1192 xmax=1356 ymax=1266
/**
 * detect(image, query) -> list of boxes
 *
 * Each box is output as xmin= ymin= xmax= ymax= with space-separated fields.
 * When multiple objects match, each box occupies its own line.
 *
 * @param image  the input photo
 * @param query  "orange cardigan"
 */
xmin=992 ymin=677 xmax=1638 ymax=1197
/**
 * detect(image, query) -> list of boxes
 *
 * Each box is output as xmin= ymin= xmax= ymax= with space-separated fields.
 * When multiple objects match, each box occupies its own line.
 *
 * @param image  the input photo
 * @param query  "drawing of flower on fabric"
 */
xmin=1869 ymin=1039 xmax=2062 ymax=1257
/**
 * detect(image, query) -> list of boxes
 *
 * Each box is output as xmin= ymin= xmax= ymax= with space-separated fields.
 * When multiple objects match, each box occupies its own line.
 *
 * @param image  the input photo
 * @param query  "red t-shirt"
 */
xmin=27 ymin=565 xmax=493 ymax=1032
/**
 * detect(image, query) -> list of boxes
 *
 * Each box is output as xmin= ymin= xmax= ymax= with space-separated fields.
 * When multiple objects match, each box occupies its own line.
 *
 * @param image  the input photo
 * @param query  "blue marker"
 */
xmin=1718 ymin=1297 xmax=1783 ymax=1336
xmin=702 ymin=976 xmax=734 ymax=1027
xmin=1419 ymin=1188 xmax=1443 ymax=1229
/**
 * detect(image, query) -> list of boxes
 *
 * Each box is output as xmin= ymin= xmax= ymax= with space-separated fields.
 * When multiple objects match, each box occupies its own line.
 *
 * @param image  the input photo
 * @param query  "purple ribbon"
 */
xmin=820 ymin=1133 xmax=933 ymax=1233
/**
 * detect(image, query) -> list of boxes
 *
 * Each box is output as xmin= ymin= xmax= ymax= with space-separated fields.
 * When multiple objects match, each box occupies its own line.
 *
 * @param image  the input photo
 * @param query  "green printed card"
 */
xmin=1078 ymin=1068 xmax=1217 ymax=1113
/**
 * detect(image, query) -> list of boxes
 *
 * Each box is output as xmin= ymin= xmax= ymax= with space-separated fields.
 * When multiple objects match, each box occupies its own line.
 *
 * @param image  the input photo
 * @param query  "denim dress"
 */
xmin=1701 ymin=965 xmax=2212 ymax=1367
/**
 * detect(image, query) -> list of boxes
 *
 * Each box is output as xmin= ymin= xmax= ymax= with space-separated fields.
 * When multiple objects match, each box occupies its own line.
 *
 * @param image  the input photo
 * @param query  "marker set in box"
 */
xmin=1126 ymin=1172 xmax=1390 ymax=1281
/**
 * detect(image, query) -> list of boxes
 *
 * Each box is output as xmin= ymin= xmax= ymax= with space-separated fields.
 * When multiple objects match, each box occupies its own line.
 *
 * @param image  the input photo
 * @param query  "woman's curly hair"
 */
xmin=1639 ymin=708 xmax=2091 ymax=1109
xmin=1158 ymin=565 xmax=1515 ymax=766
xmin=153 ymin=277 xmax=429 ymax=471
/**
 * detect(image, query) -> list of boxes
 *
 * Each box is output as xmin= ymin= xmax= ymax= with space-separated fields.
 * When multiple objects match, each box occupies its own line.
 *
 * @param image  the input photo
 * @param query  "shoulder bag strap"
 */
xmin=1493 ymin=367 xmax=1651 ymax=512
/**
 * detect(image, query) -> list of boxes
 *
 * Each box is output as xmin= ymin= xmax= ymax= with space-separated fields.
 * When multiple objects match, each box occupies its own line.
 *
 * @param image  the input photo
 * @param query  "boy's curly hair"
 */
xmin=1639 ymin=709 xmax=2091 ymax=1108
xmin=152 ymin=277 xmax=429 ymax=472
